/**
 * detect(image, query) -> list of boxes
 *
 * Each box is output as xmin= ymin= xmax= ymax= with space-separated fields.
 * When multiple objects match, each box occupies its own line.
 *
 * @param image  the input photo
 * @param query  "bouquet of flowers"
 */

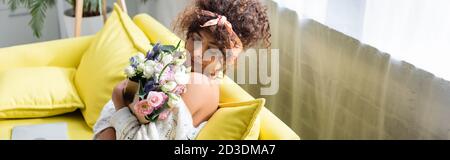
xmin=124 ymin=41 xmax=190 ymax=123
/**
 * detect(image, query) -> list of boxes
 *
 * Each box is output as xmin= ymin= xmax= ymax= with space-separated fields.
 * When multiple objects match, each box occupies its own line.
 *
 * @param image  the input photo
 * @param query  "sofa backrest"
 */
xmin=0 ymin=36 xmax=94 ymax=73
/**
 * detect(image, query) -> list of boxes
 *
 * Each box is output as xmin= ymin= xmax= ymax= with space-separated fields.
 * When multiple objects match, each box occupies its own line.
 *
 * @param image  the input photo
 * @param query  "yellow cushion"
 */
xmin=75 ymin=4 xmax=151 ymax=128
xmin=0 ymin=111 xmax=93 ymax=140
xmin=196 ymin=98 xmax=264 ymax=140
xmin=0 ymin=67 xmax=84 ymax=118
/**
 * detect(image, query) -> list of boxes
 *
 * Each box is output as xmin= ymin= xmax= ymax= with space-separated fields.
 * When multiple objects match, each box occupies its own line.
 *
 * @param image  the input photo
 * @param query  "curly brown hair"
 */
xmin=174 ymin=0 xmax=271 ymax=50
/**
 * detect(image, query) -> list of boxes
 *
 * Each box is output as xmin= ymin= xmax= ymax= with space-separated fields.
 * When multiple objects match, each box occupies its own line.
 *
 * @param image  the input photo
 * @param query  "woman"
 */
xmin=94 ymin=0 xmax=271 ymax=140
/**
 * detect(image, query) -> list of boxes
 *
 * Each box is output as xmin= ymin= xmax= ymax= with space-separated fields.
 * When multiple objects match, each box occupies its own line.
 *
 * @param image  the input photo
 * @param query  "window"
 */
xmin=273 ymin=0 xmax=450 ymax=81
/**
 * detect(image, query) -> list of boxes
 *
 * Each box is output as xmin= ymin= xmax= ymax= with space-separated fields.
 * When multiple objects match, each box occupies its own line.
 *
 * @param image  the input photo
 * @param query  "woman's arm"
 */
xmin=94 ymin=80 xmax=142 ymax=140
xmin=110 ymin=80 xmax=143 ymax=140
xmin=95 ymin=127 xmax=116 ymax=140
xmin=109 ymin=107 xmax=142 ymax=140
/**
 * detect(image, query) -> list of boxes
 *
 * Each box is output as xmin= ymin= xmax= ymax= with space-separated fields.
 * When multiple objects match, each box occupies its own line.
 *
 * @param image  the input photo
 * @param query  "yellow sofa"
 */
xmin=0 ymin=13 xmax=299 ymax=140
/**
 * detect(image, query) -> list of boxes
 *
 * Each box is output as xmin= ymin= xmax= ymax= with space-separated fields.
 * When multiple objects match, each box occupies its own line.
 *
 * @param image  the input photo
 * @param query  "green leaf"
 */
xmin=138 ymin=80 xmax=146 ymax=100
xmin=150 ymin=114 xmax=159 ymax=121
xmin=7 ymin=0 xmax=19 ymax=11
xmin=28 ymin=0 xmax=56 ymax=38
xmin=164 ymin=102 xmax=170 ymax=109
xmin=159 ymin=45 xmax=176 ymax=53
xmin=5 ymin=0 xmax=32 ymax=11
xmin=174 ymin=40 xmax=182 ymax=51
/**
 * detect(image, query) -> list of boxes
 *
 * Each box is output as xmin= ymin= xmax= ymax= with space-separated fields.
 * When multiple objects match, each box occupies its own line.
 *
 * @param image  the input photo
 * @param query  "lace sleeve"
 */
xmin=110 ymin=107 xmax=141 ymax=140
xmin=93 ymin=100 xmax=142 ymax=140
xmin=92 ymin=100 xmax=116 ymax=140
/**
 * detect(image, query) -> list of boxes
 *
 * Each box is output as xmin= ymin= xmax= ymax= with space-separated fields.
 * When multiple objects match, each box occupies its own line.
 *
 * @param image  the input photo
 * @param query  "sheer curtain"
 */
xmin=134 ymin=0 xmax=450 ymax=139
xmin=275 ymin=0 xmax=450 ymax=81
xmin=250 ymin=0 xmax=450 ymax=139
xmin=362 ymin=0 xmax=450 ymax=81
xmin=275 ymin=0 xmax=328 ymax=23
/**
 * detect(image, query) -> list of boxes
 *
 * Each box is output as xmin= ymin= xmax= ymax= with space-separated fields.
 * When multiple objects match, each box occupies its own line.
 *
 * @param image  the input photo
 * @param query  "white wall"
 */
xmin=135 ymin=0 xmax=190 ymax=28
xmin=0 ymin=2 xmax=60 ymax=47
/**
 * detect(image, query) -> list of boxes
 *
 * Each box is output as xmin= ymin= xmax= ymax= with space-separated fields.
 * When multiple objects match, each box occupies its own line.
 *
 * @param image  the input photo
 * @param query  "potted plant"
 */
xmin=1 ymin=0 xmax=148 ymax=38
xmin=63 ymin=0 xmax=112 ymax=37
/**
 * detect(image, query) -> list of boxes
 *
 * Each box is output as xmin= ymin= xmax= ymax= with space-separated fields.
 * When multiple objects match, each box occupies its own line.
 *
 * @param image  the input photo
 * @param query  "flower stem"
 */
xmin=158 ymin=62 xmax=174 ymax=81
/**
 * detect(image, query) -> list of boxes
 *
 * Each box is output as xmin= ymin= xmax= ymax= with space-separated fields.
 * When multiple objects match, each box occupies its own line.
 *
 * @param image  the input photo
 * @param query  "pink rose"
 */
xmin=172 ymin=85 xmax=186 ymax=94
xmin=134 ymin=100 xmax=153 ymax=116
xmin=147 ymin=91 xmax=166 ymax=108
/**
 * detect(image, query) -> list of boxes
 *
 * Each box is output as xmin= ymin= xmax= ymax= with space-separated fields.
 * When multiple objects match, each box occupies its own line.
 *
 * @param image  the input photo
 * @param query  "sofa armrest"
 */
xmin=220 ymin=76 xmax=300 ymax=140
xmin=0 ymin=36 xmax=94 ymax=73
xmin=259 ymin=108 xmax=300 ymax=140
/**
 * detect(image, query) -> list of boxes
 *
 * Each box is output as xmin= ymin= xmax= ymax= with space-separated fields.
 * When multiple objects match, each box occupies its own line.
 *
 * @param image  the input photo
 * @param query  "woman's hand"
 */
xmin=112 ymin=80 xmax=128 ymax=111
xmin=112 ymin=80 xmax=149 ymax=124
xmin=113 ymin=80 xmax=150 ymax=124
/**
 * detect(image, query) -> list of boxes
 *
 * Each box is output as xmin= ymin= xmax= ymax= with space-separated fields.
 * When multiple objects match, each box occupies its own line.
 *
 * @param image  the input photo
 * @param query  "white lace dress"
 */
xmin=93 ymin=100 xmax=207 ymax=140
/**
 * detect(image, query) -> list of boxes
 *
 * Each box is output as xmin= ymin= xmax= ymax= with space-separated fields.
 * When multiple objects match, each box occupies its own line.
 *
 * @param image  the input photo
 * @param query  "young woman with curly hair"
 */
xmin=94 ymin=0 xmax=271 ymax=140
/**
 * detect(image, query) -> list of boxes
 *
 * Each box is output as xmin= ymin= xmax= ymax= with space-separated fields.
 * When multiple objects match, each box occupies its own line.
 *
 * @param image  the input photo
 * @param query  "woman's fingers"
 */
xmin=112 ymin=80 xmax=127 ymax=110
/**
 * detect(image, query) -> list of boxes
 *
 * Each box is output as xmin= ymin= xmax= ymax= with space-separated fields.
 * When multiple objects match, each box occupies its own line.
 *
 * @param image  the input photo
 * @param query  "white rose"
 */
xmin=162 ymin=54 xmax=174 ymax=65
xmin=145 ymin=60 xmax=157 ymax=67
xmin=161 ymin=81 xmax=177 ymax=92
xmin=136 ymin=63 xmax=145 ymax=72
xmin=136 ymin=52 xmax=146 ymax=63
xmin=143 ymin=65 xmax=154 ymax=78
xmin=124 ymin=66 xmax=136 ymax=77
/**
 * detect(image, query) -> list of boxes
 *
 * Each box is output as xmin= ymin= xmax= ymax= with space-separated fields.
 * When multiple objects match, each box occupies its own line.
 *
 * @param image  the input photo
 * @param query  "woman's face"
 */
xmin=185 ymin=30 xmax=239 ymax=78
